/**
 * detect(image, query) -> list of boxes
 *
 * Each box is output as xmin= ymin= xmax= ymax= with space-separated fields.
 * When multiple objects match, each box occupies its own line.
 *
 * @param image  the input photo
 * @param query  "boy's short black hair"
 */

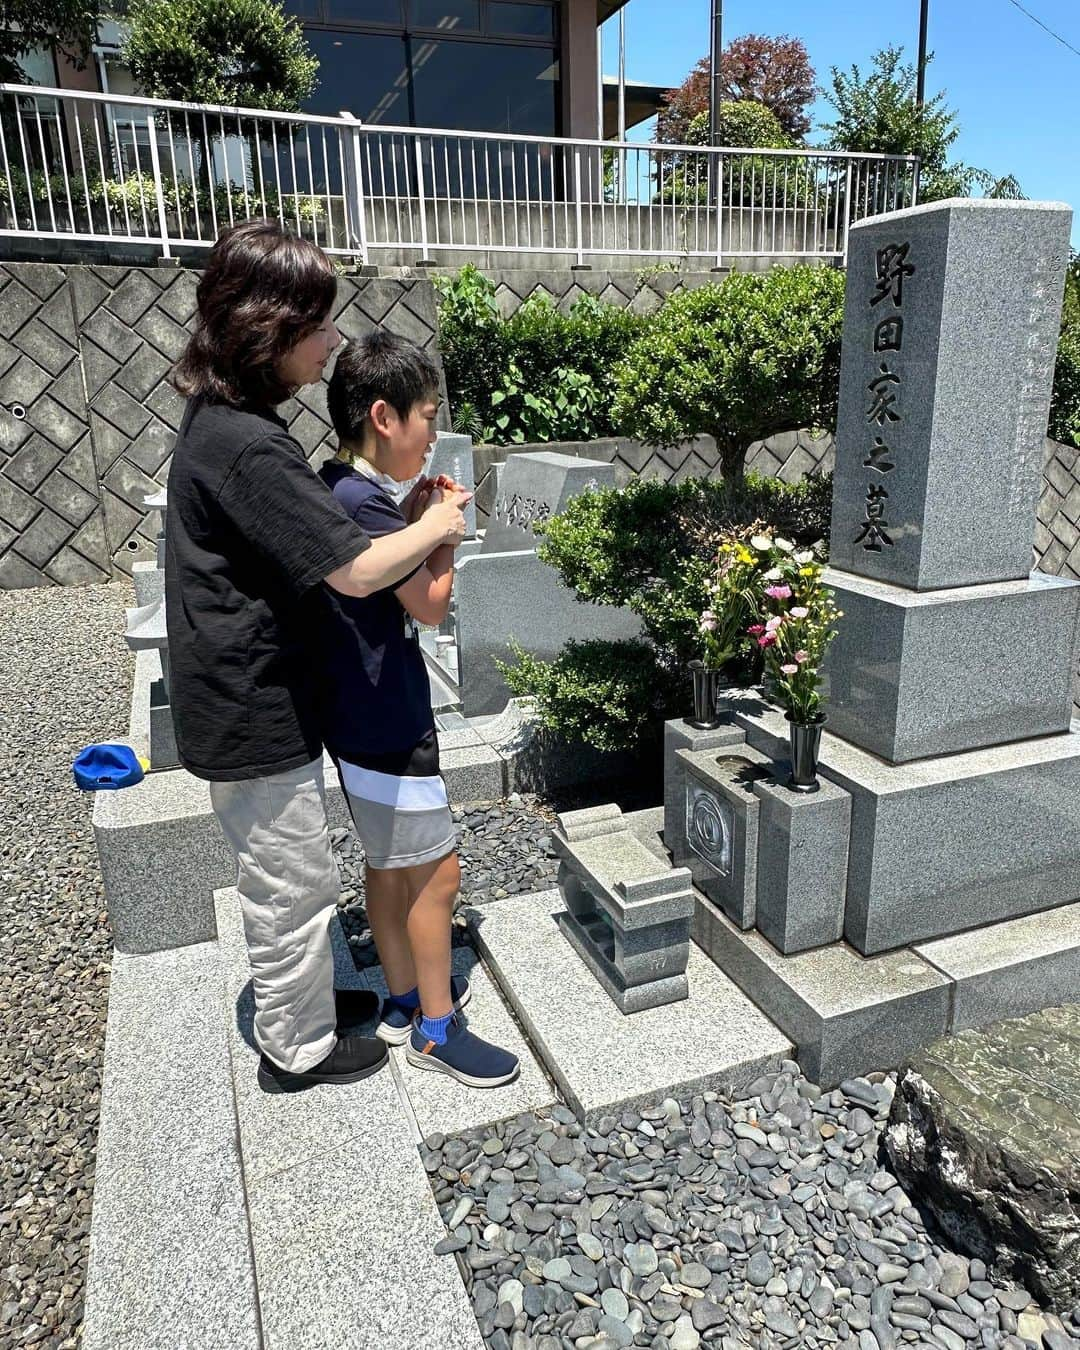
xmin=327 ymin=330 xmax=440 ymax=444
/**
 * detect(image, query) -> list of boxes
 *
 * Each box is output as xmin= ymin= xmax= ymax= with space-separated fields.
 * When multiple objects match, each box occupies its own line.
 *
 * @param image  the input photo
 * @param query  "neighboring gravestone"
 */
xmin=885 ymin=1004 xmax=1080 ymax=1313
xmin=829 ymin=199 xmax=1071 ymax=591
xmin=823 ymin=200 xmax=1080 ymax=763
xmin=427 ymin=431 xmax=477 ymax=538
xmin=481 ymin=451 xmax=616 ymax=554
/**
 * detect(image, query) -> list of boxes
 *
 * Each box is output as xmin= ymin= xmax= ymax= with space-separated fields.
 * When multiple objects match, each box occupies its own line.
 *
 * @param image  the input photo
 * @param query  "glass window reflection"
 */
xmin=409 ymin=0 xmax=481 ymax=31
xmin=488 ymin=2 xmax=555 ymax=39
xmin=304 ymin=30 xmax=409 ymax=124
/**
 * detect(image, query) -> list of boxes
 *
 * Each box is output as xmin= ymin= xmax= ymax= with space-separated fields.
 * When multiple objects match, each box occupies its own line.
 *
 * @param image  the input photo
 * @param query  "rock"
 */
xmin=577 ymin=1233 xmax=604 ymax=1261
xmin=600 ymin=1288 xmax=629 ymax=1321
xmin=624 ymin=1242 xmax=658 ymax=1276
xmin=679 ymin=1263 xmax=711 ymax=1290
xmin=747 ymin=1251 xmax=774 ymax=1287
xmin=885 ymin=1006 xmax=1080 ymax=1314
xmin=669 ymin=1315 xmax=701 ymax=1350
xmin=691 ymin=1298 xmax=727 ymax=1334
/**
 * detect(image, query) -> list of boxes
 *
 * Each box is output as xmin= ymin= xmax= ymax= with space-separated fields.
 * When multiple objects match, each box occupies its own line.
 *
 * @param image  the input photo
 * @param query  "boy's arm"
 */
xmin=395 ymin=545 xmax=454 ymax=626
xmin=325 ymin=492 xmax=467 ymax=598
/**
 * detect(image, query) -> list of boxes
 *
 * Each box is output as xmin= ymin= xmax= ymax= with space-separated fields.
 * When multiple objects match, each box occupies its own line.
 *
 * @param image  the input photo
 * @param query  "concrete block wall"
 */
xmin=0 ymin=261 xmax=444 ymax=585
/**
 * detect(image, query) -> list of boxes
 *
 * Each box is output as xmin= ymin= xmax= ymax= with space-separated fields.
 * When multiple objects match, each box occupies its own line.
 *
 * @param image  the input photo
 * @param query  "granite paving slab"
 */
xmin=466 ymin=887 xmax=791 ymax=1125
xmin=329 ymin=921 xmax=558 ymax=1138
xmin=215 ymin=887 xmax=406 ymax=1186
xmin=82 ymin=941 xmax=259 ymax=1350
xmin=916 ymin=898 xmax=1080 ymax=1030
xmin=215 ymin=890 xmax=487 ymax=1350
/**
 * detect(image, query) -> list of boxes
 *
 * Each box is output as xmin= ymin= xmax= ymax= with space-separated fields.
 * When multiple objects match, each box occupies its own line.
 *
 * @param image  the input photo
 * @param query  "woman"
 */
xmin=165 ymin=220 xmax=470 ymax=1091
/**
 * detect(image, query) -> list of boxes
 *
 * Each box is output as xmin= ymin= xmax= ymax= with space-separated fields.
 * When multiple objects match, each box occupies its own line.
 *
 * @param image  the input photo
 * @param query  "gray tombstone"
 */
xmin=828 ymin=199 xmax=1072 ymax=591
xmin=426 ymin=431 xmax=477 ymax=539
xmin=823 ymin=199 xmax=1080 ymax=763
xmin=481 ymin=451 xmax=617 ymax=554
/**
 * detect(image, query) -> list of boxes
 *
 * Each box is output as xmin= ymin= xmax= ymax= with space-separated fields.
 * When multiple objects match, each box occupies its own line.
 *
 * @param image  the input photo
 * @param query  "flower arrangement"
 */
xmin=697 ymin=524 xmax=773 ymax=672
xmin=747 ymin=533 xmax=842 ymax=724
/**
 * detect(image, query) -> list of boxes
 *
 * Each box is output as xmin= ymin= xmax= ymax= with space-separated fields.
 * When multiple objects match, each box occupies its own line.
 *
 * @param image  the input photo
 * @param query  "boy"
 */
xmin=319 ymin=331 xmax=519 ymax=1089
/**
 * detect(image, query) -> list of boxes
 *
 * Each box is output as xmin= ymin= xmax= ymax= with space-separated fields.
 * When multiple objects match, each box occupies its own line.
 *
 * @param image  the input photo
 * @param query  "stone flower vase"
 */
xmin=688 ymin=660 xmax=725 ymax=730
xmin=786 ymin=711 xmax=826 ymax=792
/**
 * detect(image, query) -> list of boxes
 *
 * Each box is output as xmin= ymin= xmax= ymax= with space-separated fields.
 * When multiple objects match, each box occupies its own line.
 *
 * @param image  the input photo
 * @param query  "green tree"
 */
xmin=0 ymin=0 xmax=100 ymax=84
xmin=612 ymin=267 xmax=845 ymax=483
xmin=123 ymin=0 xmax=318 ymax=111
xmin=821 ymin=46 xmax=1022 ymax=202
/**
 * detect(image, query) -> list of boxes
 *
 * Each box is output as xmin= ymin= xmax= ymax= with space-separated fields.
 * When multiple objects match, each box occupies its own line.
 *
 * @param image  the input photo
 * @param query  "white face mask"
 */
xmin=349 ymin=456 xmax=417 ymax=505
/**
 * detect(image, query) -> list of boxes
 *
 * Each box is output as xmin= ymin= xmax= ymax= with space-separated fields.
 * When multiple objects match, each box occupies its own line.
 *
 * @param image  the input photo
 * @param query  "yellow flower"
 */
xmin=736 ymin=548 xmax=754 ymax=564
xmin=798 ymin=566 xmax=815 ymax=576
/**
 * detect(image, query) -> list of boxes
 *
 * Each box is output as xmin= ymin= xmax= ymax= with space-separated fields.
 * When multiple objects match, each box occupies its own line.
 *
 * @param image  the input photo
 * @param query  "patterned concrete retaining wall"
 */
xmin=0 ymin=261 xmax=443 ymax=585
xmin=2 ymin=254 xmax=1079 ymax=597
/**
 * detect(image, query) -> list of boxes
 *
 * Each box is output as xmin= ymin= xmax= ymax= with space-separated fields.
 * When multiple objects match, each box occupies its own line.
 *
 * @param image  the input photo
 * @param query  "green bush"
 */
xmin=435 ymin=266 xmax=648 ymax=446
xmin=612 ymin=267 xmax=844 ymax=481
xmin=656 ymin=102 xmax=814 ymax=209
xmin=501 ymin=472 xmax=833 ymax=750
xmin=499 ymin=639 xmax=681 ymax=754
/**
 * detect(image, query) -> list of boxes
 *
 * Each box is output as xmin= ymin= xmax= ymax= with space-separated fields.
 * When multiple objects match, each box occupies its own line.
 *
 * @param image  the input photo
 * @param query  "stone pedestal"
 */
xmin=728 ymin=691 xmax=1080 ymax=954
xmin=662 ymin=717 xmax=747 ymax=866
xmin=823 ymin=568 xmax=1080 ymax=761
xmin=673 ymin=746 xmax=772 ymax=929
xmin=751 ymin=775 xmax=850 ymax=954
xmin=553 ymin=804 xmax=694 ymax=1013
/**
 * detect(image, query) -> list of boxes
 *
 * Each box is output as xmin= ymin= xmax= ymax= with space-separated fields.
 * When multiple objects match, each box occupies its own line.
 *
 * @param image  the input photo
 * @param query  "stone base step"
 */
xmin=466 ymin=887 xmax=792 ymax=1126
xmin=692 ymin=890 xmax=952 ymax=1088
xmin=213 ymin=888 xmax=488 ymax=1350
xmin=82 ymin=941 xmax=259 ymax=1350
xmin=916 ymin=898 xmax=1080 ymax=1031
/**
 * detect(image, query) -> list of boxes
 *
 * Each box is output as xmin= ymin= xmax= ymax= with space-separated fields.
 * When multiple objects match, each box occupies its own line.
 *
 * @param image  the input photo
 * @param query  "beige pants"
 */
xmin=210 ymin=757 xmax=340 ymax=1073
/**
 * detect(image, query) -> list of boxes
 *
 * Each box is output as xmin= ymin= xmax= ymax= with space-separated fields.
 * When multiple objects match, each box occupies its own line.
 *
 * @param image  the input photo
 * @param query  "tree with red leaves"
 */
xmin=657 ymin=34 xmax=816 ymax=145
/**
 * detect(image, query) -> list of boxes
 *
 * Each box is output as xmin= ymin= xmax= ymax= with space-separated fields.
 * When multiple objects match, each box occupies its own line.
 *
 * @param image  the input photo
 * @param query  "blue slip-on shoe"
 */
xmin=376 ymin=974 xmax=471 ymax=1045
xmin=405 ymin=1013 xmax=520 ymax=1089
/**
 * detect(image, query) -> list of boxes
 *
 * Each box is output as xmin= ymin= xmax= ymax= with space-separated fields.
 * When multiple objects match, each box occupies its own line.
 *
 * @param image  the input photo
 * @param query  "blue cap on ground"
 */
xmin=73 ymin=743 xmax=145 ymax=791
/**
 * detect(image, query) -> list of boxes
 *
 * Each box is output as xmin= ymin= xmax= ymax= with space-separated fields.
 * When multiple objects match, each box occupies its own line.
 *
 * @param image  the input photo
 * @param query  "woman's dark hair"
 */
xmin=172 ymin=220 xmax=337 ymax=407
xmin=327 ymin=330 xmax=441 ymax=445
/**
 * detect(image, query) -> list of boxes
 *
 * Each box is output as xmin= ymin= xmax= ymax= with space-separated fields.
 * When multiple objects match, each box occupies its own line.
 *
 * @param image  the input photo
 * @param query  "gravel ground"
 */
xmin=423 ymin=1073 xmax=1080 ymax=1350
xmin=0 ymin=581 xmax=133 ymax=1350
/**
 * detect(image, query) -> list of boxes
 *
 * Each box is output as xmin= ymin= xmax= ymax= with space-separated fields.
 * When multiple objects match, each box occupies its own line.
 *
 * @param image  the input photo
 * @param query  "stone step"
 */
xmin=213 ymin=888 xmax=487 ymax=1350
xmin=82 ymin=941 xmax=259 ymax=1350
xmin=327 ymin=916 xmax=558 ymax=1140
xmin=915 ymin=898 xmax=1080 ymax=1031
xmin=466 ymin=887 xmax=792 ymax=1125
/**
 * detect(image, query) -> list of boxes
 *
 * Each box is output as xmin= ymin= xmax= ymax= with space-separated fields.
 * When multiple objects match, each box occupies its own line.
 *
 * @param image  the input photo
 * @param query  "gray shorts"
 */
xmin=337 ymin=735 xmax=456 ymax=871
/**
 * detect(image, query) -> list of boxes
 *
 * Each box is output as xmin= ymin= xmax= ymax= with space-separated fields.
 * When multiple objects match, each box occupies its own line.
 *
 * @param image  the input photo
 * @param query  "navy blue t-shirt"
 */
xmin=313 ymin=459 xmax=435 ymax=760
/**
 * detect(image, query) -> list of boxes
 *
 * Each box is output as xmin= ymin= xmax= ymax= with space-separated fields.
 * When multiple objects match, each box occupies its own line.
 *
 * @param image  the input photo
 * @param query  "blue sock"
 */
xmin=388 ymin=986 xmax=420 ymax=1010
xmin=419 ymin=1011 xmax=453 ymax=1045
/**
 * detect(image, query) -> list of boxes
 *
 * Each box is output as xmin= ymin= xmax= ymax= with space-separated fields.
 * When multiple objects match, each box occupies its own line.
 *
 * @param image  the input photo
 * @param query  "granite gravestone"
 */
xmin=481 ymin=451 xmax=616 ymax=554
xmin=426 ymin=431 xmax=477 ymax=538
xmin=829 ymin=198 xmax=1071 ymax=591
xmin=823 ymin=200 xmax=1080 ymax=763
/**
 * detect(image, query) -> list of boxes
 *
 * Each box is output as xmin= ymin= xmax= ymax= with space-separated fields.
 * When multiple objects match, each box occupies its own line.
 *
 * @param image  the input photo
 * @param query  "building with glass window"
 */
xmin=282 ymin=0 xmax=659 ymax=140
xmin=42 ymin=0 xmax=663 ymax=144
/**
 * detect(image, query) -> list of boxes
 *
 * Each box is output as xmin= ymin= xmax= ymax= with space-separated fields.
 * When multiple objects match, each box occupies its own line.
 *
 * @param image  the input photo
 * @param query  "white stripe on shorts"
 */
xmin=337 ymin=759 xmax=449 ymax=811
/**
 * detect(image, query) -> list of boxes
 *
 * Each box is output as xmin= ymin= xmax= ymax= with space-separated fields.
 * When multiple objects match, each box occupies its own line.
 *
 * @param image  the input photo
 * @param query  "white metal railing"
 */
xmin=0 ymin=85 xmax=919 ymax=265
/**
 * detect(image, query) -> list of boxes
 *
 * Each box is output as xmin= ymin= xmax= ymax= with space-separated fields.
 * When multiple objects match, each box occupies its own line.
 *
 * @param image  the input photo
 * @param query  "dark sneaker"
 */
xmin=257 ymin=1034 xmax=388 ymax=1093
xmin=334 ymin=986 xmax=380 ymax=1032
xmin=405 ymin=1013 xmax=519 ymax=1088
xmin=376 ymin=975 xmax=472 ymax=1045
